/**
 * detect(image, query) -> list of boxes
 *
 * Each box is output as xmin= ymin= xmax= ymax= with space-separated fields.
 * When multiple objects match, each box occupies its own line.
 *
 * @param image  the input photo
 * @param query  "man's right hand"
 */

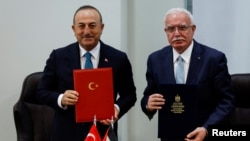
xmin=61 ymin=90 xmax=79 ymax=106
xmin=146 ymin=93 xmax=165 ymax=111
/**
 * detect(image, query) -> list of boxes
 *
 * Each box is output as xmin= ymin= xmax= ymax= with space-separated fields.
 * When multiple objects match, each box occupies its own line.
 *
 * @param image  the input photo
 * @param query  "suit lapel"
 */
xmin=98 ymin=42 xmax=112 ymax=68
xmin=161 ymin=47 xmax=176 ymax=84
xmin=186 ymin=41 xmax=203 ymax=84
xmin=64 ymin=43 xmax=81 ymax=70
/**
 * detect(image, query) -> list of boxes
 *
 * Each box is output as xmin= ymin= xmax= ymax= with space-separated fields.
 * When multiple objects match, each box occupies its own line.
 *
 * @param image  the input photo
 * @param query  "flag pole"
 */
xmin=94 ymin=115 xmax=97 ymax=125
xmin=111 ymin=115 xmax=114 ymax=129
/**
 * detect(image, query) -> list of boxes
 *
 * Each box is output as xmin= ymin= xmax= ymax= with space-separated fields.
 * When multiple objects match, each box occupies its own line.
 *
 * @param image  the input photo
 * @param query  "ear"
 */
xmin=101 ymin=23 xmax=105 ymax=30
xmin=191 ymin=25 xmax=196 ymax=32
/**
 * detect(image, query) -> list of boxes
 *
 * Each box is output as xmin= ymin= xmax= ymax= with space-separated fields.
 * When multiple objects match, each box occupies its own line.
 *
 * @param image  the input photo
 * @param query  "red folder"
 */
xmin=73 ymin=68 xmax=114 ymax=122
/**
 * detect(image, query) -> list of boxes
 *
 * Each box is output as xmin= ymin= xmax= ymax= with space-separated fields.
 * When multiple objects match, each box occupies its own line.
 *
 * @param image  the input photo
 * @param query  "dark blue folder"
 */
xmin=158 ymin=84 xmax=198 ymax=139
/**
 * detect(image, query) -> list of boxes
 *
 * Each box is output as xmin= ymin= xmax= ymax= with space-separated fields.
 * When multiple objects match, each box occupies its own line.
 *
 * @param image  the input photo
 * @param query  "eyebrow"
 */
xmin=77 ymin=22 xmax=97 ymax=25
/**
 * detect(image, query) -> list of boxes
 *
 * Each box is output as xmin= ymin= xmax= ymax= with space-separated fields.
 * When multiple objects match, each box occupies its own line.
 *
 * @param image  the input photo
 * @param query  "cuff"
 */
xmin=58 ymin=94 xmax=67 ymax=110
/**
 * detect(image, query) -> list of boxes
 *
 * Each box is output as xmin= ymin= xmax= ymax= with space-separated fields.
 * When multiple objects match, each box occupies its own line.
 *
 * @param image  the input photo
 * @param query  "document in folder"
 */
xmin=158 ymin=84 xmax=198 ymax=139
xmin=73 ymin=68 xmax=114 ymax=122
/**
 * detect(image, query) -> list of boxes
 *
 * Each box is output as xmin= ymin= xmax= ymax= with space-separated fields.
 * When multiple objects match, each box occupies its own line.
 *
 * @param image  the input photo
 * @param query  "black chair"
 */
xmin=13 ymin=72 xmax=54 ymax=141
xmin=228 ymin=73 xmax=250 ymax=124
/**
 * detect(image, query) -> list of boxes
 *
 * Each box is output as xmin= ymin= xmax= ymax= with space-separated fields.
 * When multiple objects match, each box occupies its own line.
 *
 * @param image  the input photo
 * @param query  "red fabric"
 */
xmin=84 ymin=124 xmax=101 ymax=141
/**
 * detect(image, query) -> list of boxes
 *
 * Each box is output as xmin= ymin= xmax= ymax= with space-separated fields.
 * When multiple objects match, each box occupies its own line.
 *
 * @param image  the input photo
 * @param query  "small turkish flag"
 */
xmin=84 ymin=124 xmax=101 ymax=141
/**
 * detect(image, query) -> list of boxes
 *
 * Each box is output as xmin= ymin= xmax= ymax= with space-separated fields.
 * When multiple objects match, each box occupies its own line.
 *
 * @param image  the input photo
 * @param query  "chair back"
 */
xmin=13 ymin=72 xmax=54 ymax=141
xmin=228 ymin=73 xmax=250 ymax=124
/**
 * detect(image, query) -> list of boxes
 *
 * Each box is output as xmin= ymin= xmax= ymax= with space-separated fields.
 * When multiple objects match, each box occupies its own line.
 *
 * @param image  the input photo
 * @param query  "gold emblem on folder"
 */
xmin=171 ymin=94 xmax=184 ymax=114
xmin=88 ymin=82 xmax=98 ymax=90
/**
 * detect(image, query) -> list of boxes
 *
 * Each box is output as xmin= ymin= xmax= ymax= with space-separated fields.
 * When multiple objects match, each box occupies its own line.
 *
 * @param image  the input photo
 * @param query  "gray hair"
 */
xmin=164 ymin=8 xmax=194 ymax=25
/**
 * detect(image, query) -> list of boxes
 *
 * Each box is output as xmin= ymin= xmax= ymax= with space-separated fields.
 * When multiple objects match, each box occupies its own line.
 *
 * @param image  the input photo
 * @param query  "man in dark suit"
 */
xmin=141 ymin=8 xmax=234 ymax=141
xmin=37 ymin=5 xmax=137 ymax=141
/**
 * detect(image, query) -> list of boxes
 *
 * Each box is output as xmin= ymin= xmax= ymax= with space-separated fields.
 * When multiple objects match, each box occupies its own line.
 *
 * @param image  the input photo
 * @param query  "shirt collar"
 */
xmin=79 ymin=42 xmax=100 ymax=59
xmin=173 ymin=40 xmax=193 ymax=64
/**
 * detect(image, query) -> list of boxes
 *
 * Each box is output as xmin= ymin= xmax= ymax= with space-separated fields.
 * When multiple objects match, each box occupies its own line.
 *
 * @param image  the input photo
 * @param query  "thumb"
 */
xmin=186 ymin=129 xmax=197 ymax=139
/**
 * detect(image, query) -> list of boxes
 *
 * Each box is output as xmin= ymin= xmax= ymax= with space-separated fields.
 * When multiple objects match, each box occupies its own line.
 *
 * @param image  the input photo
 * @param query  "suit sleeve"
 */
xmin=141 ymin=55 xmax=158 ymax=120
xmin=36 ymin=50 xmax=61 ymax=109
xmin=202 ymin=53 xmax=235 ymax=128
xmin=115 ymin=53 xmax=137 ymax=118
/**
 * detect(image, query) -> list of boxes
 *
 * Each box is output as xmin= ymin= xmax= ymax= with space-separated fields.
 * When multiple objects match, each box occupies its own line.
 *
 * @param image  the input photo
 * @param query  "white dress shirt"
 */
xmin=173 ymin=41 xmax=193 ymax=83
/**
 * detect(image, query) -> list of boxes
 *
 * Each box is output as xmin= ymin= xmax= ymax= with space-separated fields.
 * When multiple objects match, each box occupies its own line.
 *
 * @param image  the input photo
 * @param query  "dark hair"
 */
xmin=73 ymin=5 xmax=103 ymax=24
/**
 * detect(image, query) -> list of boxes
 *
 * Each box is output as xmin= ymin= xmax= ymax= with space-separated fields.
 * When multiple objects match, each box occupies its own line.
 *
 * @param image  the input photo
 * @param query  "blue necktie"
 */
xmin=84 ymin=52 xmax=93 ymax=69
xmin=176 ymin=56 xmax=184 ymax=84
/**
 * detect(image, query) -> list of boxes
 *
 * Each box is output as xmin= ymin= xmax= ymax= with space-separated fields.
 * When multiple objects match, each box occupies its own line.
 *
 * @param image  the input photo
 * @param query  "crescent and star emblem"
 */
xmin=85 ymin=133 xmax=96 ymax=141
xmin=88 ymin=82 xmax=98 ymax=90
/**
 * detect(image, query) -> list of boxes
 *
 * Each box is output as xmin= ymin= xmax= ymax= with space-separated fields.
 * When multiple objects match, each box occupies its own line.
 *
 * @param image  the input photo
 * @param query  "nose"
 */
xmin=173 ymin=27 xmax=181 ymax=35
xmin=83 ymin=26 xmax=91 ymax=33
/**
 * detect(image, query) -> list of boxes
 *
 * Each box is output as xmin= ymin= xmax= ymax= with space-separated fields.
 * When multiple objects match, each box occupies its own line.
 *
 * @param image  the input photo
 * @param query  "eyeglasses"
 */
xmin=165 ymin=25 xmax=193 ymax=33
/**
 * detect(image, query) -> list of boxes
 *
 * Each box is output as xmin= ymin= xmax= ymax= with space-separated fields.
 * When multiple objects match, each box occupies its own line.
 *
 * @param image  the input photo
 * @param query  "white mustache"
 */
xmin=172 ymin=37 xmax=185 ymax=42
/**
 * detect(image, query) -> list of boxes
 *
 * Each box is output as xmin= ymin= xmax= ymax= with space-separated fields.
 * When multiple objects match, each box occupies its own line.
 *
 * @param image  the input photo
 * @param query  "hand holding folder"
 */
xmin=158 ymin=84 xmax=198 ymax=139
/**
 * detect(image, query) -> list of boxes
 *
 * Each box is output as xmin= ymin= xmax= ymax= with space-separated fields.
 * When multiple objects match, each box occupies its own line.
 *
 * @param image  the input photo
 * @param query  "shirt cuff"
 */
xmin=58 ymin=94 xmax=67 ymax=110
xmin=114 ymin=104 xmax=120 ymax=113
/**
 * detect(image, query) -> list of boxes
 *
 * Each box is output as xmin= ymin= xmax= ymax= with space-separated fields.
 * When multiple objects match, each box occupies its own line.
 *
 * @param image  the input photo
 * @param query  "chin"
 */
xmin=82 ymin=41 xmax=94 ymax=46
xmin=173 ymin=44 xmax=183 ymax=48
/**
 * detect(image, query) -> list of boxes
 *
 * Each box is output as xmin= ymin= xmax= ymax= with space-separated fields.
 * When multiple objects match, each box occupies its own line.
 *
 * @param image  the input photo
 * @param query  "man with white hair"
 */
xmin=141 ymin=8 xmax=234 ymax=141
